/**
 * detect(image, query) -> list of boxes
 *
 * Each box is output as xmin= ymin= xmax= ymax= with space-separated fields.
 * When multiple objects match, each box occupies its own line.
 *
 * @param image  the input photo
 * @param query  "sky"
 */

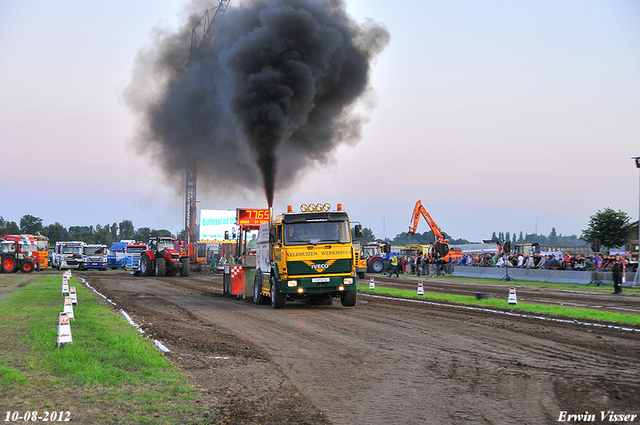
xmin=1 ymin=0 xmax=639 ymax=243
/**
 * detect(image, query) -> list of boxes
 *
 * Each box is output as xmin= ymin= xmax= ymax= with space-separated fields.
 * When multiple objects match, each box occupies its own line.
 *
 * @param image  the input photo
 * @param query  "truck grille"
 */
xmin=287 ymin=258 xmax=351 ymax=276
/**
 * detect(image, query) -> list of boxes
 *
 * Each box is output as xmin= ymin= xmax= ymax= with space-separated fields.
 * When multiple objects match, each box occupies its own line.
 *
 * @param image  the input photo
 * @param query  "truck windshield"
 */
xmin=126 ymin=246 xmax=144 ymax=254
xmin=284 ymin=221 xmax=351 ymax=245
xmin=84 ymin=247 xmax=105 ymax=256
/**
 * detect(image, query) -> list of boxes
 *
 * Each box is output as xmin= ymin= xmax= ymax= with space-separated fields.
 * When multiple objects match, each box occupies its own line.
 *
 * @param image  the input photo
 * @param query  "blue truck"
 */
xmin=82 ymin=244 xmax=108 ymax=270
xmin=121 ymin=242 xmax=147 ymax=275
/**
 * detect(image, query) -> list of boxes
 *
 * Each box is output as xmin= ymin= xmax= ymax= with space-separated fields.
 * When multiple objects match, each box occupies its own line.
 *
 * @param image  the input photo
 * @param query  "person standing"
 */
xmin=611 ymin=254 xmax=625 ymax=294
xmin=387 ymin=253 xmax=399 ymax=278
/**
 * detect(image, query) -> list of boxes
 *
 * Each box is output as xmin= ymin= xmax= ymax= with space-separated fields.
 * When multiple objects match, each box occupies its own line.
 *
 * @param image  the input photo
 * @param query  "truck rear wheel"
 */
xmin=180 ymin=257 xmax=190 ymax=277
xmin=155 ymin=257 xmax=166 ymax=277
xmin=253 ymin=271 xmax=268 ymax=305
xmin=340 ymin=289 xmax=357 ymax=307
xmin=1 ymin=255 xmax=16 ymax=273
xmin=270 ymin=277 xmax=286 ymax=309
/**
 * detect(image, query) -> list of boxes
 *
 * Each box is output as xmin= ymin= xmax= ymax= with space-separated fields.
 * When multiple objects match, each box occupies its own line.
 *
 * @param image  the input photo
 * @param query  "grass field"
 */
xmin=0 ymin=274 xmax=207 ymax=424
xmin=358 ymin=276 xmax=640 ymax=326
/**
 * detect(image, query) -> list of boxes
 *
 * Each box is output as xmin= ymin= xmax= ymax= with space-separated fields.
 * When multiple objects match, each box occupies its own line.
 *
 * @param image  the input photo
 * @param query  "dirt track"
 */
xmin=79 ymin=271 xmax=640 ymax=425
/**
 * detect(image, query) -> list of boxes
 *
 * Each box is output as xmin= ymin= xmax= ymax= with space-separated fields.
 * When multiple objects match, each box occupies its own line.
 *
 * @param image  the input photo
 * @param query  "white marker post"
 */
xmin=508 ymin=287 xmax=517 ymax=305
xmin=63 ymin=296 xmax=75 ymax=320
xmin=62 ymin=277 xmax=69 ymax=296
xmin=56 ymin=312 xmax=72 ymax=347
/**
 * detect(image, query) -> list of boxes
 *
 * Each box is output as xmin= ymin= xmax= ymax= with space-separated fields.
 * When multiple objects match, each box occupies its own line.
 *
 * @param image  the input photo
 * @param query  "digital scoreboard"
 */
xmin=236 ymin=208 xmax=270 ymax=228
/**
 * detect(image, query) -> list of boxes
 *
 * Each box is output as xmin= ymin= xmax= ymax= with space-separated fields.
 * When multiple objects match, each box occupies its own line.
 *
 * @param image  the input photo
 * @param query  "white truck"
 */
xmin=51 ymin=241 xmax=86 ymax=270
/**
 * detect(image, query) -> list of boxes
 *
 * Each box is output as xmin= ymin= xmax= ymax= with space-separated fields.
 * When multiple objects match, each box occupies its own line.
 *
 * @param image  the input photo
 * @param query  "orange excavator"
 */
xmin=407 ymin=200 xmax=462 ymax=263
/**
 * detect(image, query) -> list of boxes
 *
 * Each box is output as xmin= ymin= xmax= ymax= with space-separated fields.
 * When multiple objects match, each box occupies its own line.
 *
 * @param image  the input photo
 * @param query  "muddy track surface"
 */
xmin=76 ymin=271 xmax=640 ymax=425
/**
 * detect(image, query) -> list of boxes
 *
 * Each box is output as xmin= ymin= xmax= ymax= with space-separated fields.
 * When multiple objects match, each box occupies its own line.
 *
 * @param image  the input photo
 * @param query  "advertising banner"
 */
xmin=199 ymin=210 xmax=237 ymax=243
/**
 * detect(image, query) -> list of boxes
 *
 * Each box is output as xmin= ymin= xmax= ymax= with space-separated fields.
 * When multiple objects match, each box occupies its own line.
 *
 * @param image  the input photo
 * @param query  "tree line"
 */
xmin=360 ymin=228 xmax=580 ymax=247
xmin=3 ymin=207 xmax=635 ymax=251
xmin=359 ymin=207 xmax=637 ymax=250
xmin=0 ymin=215 xmax=175 ymax=247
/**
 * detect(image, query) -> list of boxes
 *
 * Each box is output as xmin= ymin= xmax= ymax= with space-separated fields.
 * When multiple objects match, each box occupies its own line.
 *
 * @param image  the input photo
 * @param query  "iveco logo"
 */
xmin=310 ymin=263 xmax=330 ymax=269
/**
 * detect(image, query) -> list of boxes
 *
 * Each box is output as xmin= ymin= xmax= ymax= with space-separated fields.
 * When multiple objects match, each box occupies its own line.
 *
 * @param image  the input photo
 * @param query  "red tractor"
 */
xmin=0 ymin=237 xmax=36 ymax=273
xmin=139 ymin=236 xmax=190 ymax=277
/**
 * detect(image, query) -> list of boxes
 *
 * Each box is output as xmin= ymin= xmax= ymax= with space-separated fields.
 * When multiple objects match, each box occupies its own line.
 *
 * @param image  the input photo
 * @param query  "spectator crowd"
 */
xmin=387 ymin=252 xmax=633 ymax=276
xmin=457 ymin=252 xmax=632 ymax=271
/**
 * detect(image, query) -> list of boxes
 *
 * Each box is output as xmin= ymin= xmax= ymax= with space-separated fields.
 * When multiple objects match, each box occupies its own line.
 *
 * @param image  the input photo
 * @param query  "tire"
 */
xmin=2 ymin=255 xmax=17 ymax=273
xmin=340 ymin=289 xmax=357 ymax=307
xmin=369 ymin=257 xmax=385 ymax=273
xmin=140 ymin=254 xmax=152 ymax=276
xmin=358 ymin=271 xmax=366 ymax=279
xmin=166 ymin=269 xmax=177 ymax=277
xmin=270 ymin=276 xmax=286 ymax=309
xmin=155 ymin=257 xmax=166 ymax=277
xmin=253 ymin=271 xmax=268 ymax=305
xmin=20 ymin=260 xmax=34 ymax=273
xmin=180 ymin=257 xmax=190 ymax=277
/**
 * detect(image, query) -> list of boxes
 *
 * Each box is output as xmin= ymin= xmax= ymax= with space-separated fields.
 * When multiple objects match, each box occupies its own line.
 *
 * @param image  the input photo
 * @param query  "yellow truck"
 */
xmin=253 ymin=203 xmax=362 ymax=308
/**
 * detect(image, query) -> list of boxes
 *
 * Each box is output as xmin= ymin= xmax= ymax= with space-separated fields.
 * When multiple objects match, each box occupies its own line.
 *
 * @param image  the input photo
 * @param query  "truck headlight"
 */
xmin=287 ymin=280 xmax=298 ymax=287
xmin=343 ymin=278 xmax=354 ymax=285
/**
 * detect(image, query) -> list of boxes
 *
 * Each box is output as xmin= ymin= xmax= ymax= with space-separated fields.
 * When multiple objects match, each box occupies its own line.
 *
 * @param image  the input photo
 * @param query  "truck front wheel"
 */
xmin=340 ymin=289 xmax=357 ymax=307
xmin=270 ymin=277 xmax=286 ymax=309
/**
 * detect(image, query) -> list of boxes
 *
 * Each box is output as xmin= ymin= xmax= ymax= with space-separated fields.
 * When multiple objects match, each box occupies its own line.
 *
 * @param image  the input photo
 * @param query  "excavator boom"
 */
xmin=408 ymin=200 xmax=445 ymax=242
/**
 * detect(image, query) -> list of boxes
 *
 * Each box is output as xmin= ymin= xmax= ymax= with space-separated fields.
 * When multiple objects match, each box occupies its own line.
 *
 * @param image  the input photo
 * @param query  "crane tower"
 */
xmin=184 ymin=0 xmax=232 ymax=246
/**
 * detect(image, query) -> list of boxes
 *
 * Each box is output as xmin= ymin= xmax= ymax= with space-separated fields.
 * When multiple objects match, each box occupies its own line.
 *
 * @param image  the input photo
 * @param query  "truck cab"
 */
xmin=122 ymin=242 xmax=147 ymax=274
xmin=82 ymin=244 xmax=108 ymax=270
xmin=106 ymin=241 xmax=131 ymax=269
xmin=52 ymin=241 xmax=86 ymax=270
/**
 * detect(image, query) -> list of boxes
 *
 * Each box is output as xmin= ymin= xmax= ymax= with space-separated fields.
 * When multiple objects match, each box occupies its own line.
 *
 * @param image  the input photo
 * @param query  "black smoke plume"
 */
xmin=126 ymin=0 xmax=389 ymax=207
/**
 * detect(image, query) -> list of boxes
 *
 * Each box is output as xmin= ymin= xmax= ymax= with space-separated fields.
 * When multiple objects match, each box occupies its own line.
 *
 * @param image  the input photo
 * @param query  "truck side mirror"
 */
xmin=384 ymin=242 xmax=391 ymax=253
xmin=353 ymin=225 xmax=363 ymax=239
xmin=269 ymin=227 xmax=277 ymax=244
xmin=224 ymin=231 xmax=229 ymax=240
